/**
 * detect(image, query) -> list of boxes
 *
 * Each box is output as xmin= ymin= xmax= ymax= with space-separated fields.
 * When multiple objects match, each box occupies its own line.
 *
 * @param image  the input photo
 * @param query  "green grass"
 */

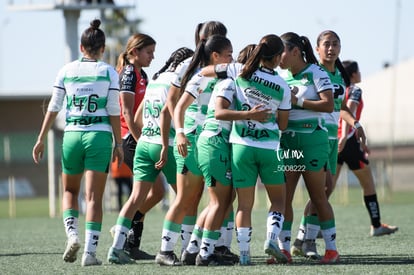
xmin=0 ymin=188 xmax=413 ymax=274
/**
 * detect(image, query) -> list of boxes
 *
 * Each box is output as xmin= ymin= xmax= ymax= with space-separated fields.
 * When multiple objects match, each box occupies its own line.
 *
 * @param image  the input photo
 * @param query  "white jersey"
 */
xmin=48 ymin=58 xmax=119 ymax=133
xmin=280 ymin=64 xmax=333 ymax=133
xmin=200 ymin=78 xmax=235 ymax=142
xmin=215 ymin=62 xmax=244 ymax=79
xmin=140 ymin=71 xmax=176 ymax=146
xmin=183 ymin=72 xmax=218 ymax=134
xmin=321 ymin=66 xmax=346 ymax=140
xmin=229 ymin=67 xmax=291 ymax=150
xmin=171 ymin=57 xmax=192 ymax=88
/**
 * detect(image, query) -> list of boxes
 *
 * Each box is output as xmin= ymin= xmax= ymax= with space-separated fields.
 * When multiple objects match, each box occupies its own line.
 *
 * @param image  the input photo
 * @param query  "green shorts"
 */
xmin=231 ymin=143 xmax=285 ymax=188
xmin=280 ymin=130 xmax=329 ymax=172
xmin=326 ymin=138 xmax=338 ymax=175
xmin=133 ymin=139 xmax=176 ymax=184
xmin=174 ymin=133 xmax=202 ymax=176
xmin=62 ymin=131 xmax=112 ymax=174
xmin=197 ymin=135 xmax=231 ymax=187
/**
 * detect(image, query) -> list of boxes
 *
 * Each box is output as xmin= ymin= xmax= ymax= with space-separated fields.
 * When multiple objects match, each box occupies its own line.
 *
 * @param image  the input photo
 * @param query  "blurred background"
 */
xmin=0 ymin=0 xmax=413 ymax=217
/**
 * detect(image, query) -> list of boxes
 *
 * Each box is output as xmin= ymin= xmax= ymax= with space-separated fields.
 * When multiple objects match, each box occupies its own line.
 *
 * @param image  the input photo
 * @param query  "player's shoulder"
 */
xmin=121 ymin=64 xmax=136 ymax=75
xmin=309 ymin=63 xmax=329 ymax=77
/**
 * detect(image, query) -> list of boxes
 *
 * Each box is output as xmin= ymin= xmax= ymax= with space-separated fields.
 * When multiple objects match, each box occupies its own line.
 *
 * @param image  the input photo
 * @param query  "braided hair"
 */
xmin=152 ymin=47 xmax=194 ymax=80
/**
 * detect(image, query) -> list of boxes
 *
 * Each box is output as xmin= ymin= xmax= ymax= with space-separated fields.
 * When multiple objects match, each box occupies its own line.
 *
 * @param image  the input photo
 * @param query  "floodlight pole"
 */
xmin=63 ymin=9 xmax=81 ymax=63
xmin=388 ymin=0 xmax=401 ymax=189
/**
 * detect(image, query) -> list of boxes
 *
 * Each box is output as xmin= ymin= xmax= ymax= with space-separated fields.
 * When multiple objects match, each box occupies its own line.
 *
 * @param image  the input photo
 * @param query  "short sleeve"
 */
xmin=314 ymin=66 xmax=334 ymax=93
xmin=215 ymin=78 xmax=236 ymax=104
xmin=119 ymin=64 xmax=136 ymax=93
xmin=348 ymin=86 xmax=362 ymax=104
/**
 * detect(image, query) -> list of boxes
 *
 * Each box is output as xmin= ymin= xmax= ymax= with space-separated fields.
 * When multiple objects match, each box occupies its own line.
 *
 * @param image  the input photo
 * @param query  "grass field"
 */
xmin=0 ymin=187 xmax=413 ymax=274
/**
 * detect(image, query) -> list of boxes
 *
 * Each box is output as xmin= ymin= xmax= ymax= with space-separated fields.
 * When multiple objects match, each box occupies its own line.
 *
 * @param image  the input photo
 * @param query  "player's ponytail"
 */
xmin=116 ymin=33 xmax=156 ymax=73
xmin=240 ymin=34 xmax=284 ymax=80
xmin=180 ymin=35 xmax=231 ymax=95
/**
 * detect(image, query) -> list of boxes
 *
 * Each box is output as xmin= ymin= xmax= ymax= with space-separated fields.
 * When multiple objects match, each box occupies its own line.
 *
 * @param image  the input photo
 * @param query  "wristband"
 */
xmin=115 ymin=143 xmax=123 ymax=148
xmin=354 ymin=121 xmax=362 ymax=129
xmin=297 ymin=97 xmax=304 ymax=108
xmin=176 ymin=128 xmax=185 ymax=134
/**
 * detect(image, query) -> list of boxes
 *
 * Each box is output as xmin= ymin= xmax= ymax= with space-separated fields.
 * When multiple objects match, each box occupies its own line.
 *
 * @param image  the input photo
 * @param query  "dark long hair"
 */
xmin=237 ymin=44 xmax=256 ymax=64
xmin=342 ymin=60 xmax=359 ymax=78
xmin=240 ymin=34 xmax=284 ymax=80
xmin=317 ymin=30 xmax=350 ymax=87
xmin=180 ymin=35 xmax=232 ymax=94
xmin=281 ymin=32 xmax=318 ymax=65
xmin=197 ymin=21 xmax=227 ymax=44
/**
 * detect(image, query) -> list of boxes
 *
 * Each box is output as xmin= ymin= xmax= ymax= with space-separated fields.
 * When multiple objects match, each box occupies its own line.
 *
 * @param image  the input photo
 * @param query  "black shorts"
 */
xmin=122 ymin=134 xmax=137 ymax=171
xmin=337 ymin=134 xmax=369 ymax=170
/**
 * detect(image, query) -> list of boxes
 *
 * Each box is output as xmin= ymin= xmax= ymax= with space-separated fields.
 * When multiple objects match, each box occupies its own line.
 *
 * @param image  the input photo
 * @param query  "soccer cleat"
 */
xmin=81 ymin=252 xmax=102 ymax=266
xmin=370 ymin=224 xmax=398 ymax=237
xmin=63 ymin=236 xmax=81 ymax=263
xmin=281 ymin=249 xmax=292 ymax=263
xmin=214 ymin=246 xmax=239 ymax=264
xmin=266 ymin=256 xmax=276 ymax=265
xmin=302 ymin=239 xmax=320 ymax=260
xmin=155 ymin=251 xmax=182 ymax=266
xmin=181 ymin=250 xmax=198 ymax=265
xmin=320 ymin=250 xmax=340 ymax=264
xmin=264 ymin=239 xmax=288 ymax=264
xmin=195 ymin=253 xmax=234 ymax=266
xmin=127 ymin=246 xmax=155 ymax=260
xmin=290 ymin=238 xmax=304 ymax=257
xmin=121 ymin=228 xmax=155 ymax=260
xmin=107 ymin=247 xmax=134 ymax=264
xmin=267 ymin=249 xmax=292 ymax=264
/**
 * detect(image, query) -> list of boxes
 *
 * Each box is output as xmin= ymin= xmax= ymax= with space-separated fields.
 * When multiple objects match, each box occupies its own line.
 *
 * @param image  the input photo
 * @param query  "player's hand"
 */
xmin=338 ymin=136 xmax=347 ymax=153
xmin=155 ymin=146 xmax=168 ymax=170
xmin=176 ymin=133 xmax=191 ymax=158
xmin=355 ymin=127 xmax=370 ymax=154
xmin=248 ymin=104 xmax=271 ymax=122
xmin=32 ymin=141 xmax=45 ymax=164
xmin=112 ymin=146 xmax=124 ymax=167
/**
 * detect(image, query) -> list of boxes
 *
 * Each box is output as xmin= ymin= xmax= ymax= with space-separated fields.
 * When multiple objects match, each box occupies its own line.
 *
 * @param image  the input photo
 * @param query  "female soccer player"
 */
xmin=198 ymin=39 xmax=291 ymax=265
xmin=116 ymin=33 xmax=165 ymax=260
xmin=277 ymin=32 xmax=339 ymax=264
xmin=335 ymin=60 xmax=398 ymax=237
xmin=155 ymin=34 xmax=233 ymax=266
xmin=32 ymin=19 xmax=122 ymax=266
xmin=108 ymin=47 xmax=194 ymax=264
xmin=165 ymin=21 xmax=228 ymax=251
xmin=227 ymin=35 xmax=290 ymax=265
xmin=291 ymin=30 xmax=366 ymax=259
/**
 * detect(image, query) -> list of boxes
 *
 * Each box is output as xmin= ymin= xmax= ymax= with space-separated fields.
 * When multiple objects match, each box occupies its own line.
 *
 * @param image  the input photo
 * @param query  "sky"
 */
xmin=0 ymin=0 xmax=413 ymax=95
